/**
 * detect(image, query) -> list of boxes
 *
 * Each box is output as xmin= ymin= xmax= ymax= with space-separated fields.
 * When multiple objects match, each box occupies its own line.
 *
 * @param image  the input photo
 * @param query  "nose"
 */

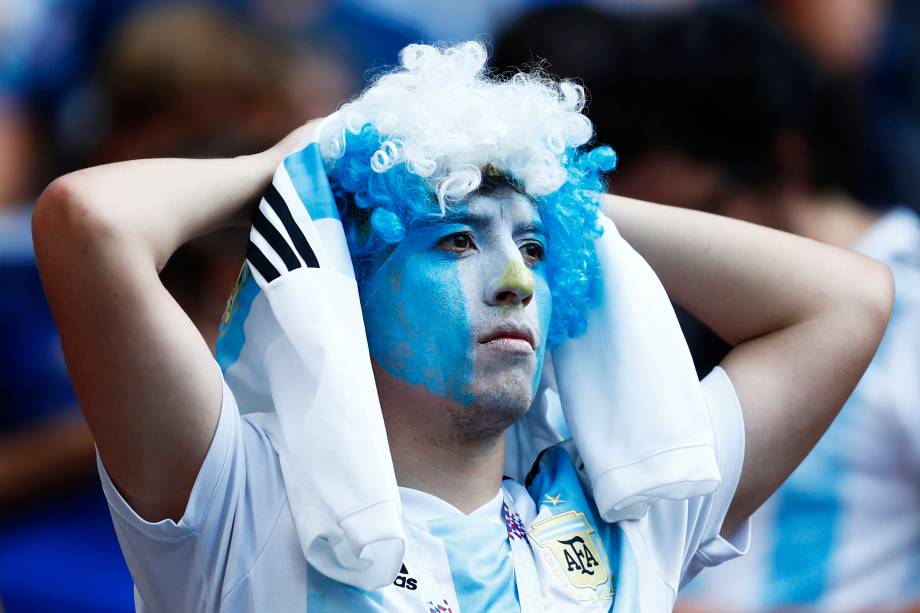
xmin=488 ymin=258 xmax=535 ymax=307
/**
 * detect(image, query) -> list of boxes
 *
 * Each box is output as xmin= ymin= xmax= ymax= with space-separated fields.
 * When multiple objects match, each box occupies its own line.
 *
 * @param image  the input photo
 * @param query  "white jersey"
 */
xmin=680 ymin=207 xmax=920 ymax=612
xmin=99 ymin=366 xmax=749 ymax=612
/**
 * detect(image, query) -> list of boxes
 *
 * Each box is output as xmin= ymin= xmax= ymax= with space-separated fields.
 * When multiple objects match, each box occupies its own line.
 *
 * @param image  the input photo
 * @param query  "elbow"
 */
xmin=33 ymin=172 xmax=122 ymax=257
xmin=853 ymin=257 xmax=895 ymax=343
xmin=868 ymin=259 xmax=895 ymax=326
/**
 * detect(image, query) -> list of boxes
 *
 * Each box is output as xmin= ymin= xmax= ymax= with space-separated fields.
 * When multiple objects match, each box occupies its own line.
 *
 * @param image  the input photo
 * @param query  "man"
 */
xmin=497 ymin=5 xmax=920 ymax=611
xmin=33 ymin=42 xmax=892 ymax=611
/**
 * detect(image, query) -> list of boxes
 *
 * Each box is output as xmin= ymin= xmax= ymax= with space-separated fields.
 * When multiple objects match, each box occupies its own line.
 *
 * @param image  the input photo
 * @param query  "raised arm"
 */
xmin=33 ymin=126 xmax=312 ymax=521
xmin=602 ymin=194 xmax=893 ymax=534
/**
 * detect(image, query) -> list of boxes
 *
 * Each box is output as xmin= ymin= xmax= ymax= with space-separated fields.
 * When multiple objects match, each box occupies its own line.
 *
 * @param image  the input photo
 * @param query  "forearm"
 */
xmin=30 ymin=123 xmax=319 ymax=521
xmin=36 ymin=151 xmax=276 ymax=270
xmin=602 ymin=194 xmax=890 ymax=345
xmin=603 ymin=194 xmax=893 ymax=529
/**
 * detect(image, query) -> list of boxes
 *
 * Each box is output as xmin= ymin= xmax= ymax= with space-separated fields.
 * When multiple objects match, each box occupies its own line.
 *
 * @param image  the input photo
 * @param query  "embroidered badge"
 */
xmin=527 ymin=510 xmax=613 ymax=602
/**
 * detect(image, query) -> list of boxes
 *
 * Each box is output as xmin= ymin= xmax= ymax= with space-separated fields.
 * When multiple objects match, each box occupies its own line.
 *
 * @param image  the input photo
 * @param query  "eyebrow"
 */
xmin=519 ymin=221 xmax=546 ymax=238
xmin=417 ymin=211 xmax=492 ymax=229
xmin=415 ymin=211 xmax=546 ymax=238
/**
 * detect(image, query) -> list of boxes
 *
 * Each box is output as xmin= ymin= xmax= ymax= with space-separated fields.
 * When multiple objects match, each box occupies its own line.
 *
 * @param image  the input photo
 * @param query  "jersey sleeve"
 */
xmin=95 ymin=371 xmax=290 ymax=612
xmin=679 ymin=366 xmax=751 ymax=585
xmin=637 ymin=366 xmax=751 ymax=593
xmin=886 ymin=301 xmax=920 ymax=473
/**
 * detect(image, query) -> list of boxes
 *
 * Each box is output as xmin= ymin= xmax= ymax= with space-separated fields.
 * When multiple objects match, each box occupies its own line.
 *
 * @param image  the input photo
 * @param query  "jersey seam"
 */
xmin=696 ymin=383 xmax=725 ymax=545
xmin=689 ymin=368 xmax=746 ymax=573
xmin=627 ymin=522 xmax=679 ymax=595
xmin=587 ymin=442 xmax=717 ymax=481
xmin=632 ymin=370 xmax=736 ymax=593
xmin=219 ymin=493 xmax=290 ymax=603
xmin=335 ymin=497 xmax=400 ymax=523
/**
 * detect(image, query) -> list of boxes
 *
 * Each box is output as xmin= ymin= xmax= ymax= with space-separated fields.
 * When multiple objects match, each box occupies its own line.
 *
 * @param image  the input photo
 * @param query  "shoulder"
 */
xmin=520 ymin=368 xmax=748 ymax=592
xmin=98 ymin=380 xmax=295 ymax=610
xmin=524 ymin=366 xmax=745 ymax=520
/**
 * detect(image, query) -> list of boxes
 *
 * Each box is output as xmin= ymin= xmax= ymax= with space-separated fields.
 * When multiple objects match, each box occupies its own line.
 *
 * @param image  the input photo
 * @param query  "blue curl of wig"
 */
xmin=324 ymin=125 xmax=617 ymax=349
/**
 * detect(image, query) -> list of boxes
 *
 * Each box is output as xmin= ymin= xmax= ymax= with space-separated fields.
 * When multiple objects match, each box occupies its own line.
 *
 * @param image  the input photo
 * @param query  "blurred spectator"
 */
xmin=83 ymin=3 xmax=354 ymax=166
xmin=0 ymin=4 xmax=353 ymax=610
xmin=224 ymin=0 xmax=423 ymax=78
xmin=0 ymin=0 xmax=396 ymax=199
xmin=341 ymin=0 xmax=526 ymax=43
xmin=92 ymin=3 xmax=354 ymax=342
xmin=0 ymin=1 xmax=51 ymax=205
xmin=496 ymin=4 xmax=920 ymax=611
xmin=772 ymin=0 xmax=890 ymax=74
xmin=0 ymin=201 xmax=120 ymax=613
xmin=771 ymin=0 xmax=920 ymax=213
xmin=0 ymin=101 xmax=42 ymax=208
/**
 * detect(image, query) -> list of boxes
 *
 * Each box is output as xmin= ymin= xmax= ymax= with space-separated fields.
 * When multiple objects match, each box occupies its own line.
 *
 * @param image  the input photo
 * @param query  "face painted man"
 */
xmin=363 ymin=186 xmax=551 ymax=436
xmin=33 ymin=41 xmax=893 ymax=612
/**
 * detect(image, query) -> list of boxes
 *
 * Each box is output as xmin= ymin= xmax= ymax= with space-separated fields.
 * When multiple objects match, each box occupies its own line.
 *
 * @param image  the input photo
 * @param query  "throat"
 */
xmin=387 ymin=426 xmax=507 ymax=514
xmin=372 ymin=360 xmax=513 ymax=513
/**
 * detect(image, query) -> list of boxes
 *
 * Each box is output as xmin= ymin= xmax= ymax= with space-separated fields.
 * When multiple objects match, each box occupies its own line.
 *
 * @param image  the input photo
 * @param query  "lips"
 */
xmin=478 ymin=323 xmax=537 ymax=351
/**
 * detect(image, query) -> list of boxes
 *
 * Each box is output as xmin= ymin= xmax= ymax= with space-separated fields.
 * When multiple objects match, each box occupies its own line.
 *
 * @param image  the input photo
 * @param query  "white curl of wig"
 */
xmin=318 ymin=41 xmax=594 ymax=209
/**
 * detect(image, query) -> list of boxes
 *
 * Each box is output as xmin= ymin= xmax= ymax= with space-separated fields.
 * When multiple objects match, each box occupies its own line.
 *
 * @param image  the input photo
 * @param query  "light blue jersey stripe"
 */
xmin=283 ymin=143 xmax=339 ymax=221
xmin=427 ymin=517 xmax=519 ymax=612
xmin=764 ymin=300 xmax=910 ymax=608
xmin=305 ymin=564 xmax=384 ymax=611
xmin=764 ymin=394 xmax=853 ymax=607
xmin=908 ymin=545 xmax=920 ymax=602
xmin=216 ymin=265 xmax=260 ymax=370
xmin=536 ymin=520 xmax=588 ymax=540
xmin=765 ymin=290 xmax=907 ymax=607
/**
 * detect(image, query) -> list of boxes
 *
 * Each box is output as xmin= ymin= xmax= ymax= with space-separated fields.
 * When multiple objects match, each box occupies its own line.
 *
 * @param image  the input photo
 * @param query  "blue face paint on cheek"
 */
xmin=360 ymin=244 xmax=475 ymax=405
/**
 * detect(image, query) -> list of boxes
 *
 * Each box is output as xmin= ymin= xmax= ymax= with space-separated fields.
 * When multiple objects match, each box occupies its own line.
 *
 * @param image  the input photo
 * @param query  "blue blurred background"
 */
xmin=2 ymin=1 xmax=920 ymax=611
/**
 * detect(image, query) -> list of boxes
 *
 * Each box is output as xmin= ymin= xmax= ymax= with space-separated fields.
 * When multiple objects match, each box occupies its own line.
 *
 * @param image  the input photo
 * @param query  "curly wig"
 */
xmin=319 ymin=41 xmax=616 ymax=347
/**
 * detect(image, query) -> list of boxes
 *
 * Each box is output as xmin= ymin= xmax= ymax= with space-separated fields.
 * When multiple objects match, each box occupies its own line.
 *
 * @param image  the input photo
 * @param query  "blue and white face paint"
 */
xmin=360 ymin=188 xmax=551 ymax=416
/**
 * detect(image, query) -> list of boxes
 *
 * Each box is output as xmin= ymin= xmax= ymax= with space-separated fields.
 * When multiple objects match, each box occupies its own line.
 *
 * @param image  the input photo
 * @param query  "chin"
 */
xmin=471 ymin=371 xmax=535 ymax=417
xmin=447 ymin=375 xmax=533 ymax=443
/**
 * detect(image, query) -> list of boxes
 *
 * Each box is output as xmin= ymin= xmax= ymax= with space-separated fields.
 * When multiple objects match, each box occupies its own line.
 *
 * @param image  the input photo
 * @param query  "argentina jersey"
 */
xmin=679 ymin=207 xmax=920 ymax=612
xmin=97 ymin=362 xmax=748 ymax=612
xmin=296 ymin=442 xmax=623 ymax=612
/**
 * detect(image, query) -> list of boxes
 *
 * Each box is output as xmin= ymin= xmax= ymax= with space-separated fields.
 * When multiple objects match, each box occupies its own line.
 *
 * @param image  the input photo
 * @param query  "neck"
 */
xmin=784 ymin=191 xmax=879 ymax=248
xmin=387 ymin=419 xmax=506 ymax=514
xmin=374 ymin=366 xmax=507 ymax=513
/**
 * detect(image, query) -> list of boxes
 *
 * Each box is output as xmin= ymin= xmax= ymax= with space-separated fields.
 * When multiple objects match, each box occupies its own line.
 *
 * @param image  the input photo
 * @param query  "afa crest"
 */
xmin=527 ymin=510 xmax=613 ymax=601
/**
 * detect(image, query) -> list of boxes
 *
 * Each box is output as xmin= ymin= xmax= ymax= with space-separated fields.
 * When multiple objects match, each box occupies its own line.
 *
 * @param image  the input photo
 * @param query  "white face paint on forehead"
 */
xmin=360 ymin=187 xmax=552 ymax=417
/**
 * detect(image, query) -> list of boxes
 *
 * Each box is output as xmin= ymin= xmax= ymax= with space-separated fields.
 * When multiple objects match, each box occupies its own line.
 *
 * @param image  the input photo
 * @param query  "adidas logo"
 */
xmin=393 ymin=563 xmax=418 ymax=591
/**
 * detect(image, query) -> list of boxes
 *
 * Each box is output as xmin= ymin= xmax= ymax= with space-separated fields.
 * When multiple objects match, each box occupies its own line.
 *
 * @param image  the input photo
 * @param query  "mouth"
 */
xmin=478 ymin=324 xmax=537 ymax=354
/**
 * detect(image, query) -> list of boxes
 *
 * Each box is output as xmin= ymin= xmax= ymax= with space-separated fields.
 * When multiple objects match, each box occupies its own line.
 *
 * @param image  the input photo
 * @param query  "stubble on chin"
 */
xmin=448 ymin=379 xmax=532 ymax=443
xmin=446 ymin=403 xmax=522 ymax=443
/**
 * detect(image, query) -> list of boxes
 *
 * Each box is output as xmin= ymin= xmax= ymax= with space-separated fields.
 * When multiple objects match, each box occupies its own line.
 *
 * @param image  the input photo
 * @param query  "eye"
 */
xmin=438 ymin=232 xmax=476 ymax=254
xmin=520 ymin=241 xmax=545 ymax=266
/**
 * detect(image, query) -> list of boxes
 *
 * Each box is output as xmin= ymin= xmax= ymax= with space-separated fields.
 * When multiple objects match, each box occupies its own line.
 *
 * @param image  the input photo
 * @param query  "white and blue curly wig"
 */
xmin=317 ymin=41 xmax=616 ymax=348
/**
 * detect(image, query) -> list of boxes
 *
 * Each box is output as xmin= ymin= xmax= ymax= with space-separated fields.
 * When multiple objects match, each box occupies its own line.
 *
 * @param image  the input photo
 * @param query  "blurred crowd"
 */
xmin=2 ymin=1 xmax=919 ymax=611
